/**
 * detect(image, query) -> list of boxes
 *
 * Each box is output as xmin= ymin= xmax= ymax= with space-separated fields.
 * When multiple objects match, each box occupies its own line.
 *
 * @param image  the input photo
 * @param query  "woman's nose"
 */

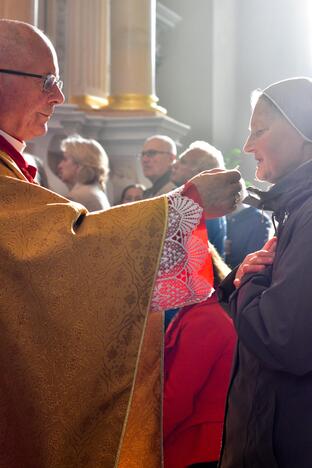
xmin=243 ymin=134 xmax=253 ymax=153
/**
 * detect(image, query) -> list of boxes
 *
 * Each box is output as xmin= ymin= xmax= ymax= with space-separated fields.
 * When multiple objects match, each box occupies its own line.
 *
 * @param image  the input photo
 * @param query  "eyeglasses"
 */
xmin=139 ymin=149 xmax=172 ymax=159
xmin=0 ymin=69 xmax=63 ymax=93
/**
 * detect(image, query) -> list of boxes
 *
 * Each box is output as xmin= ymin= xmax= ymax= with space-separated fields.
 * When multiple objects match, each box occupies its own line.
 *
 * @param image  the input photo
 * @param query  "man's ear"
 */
xmin=170 ymin=153 xmax=177 ymax=163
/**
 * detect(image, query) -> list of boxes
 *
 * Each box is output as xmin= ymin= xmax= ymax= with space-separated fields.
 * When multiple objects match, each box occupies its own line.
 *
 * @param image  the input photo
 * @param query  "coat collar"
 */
xmin=244 ymin=159 xmax=312 ymax=216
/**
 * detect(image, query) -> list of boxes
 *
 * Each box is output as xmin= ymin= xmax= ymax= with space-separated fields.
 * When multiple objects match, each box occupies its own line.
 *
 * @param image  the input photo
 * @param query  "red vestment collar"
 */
xmin=0 ymin=134 xmax=37 ymax=183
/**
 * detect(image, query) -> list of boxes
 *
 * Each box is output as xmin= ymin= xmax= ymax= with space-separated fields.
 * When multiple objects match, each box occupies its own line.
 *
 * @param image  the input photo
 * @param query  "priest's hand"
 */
xmin=189 ymin=168 xmax=244 ymax=218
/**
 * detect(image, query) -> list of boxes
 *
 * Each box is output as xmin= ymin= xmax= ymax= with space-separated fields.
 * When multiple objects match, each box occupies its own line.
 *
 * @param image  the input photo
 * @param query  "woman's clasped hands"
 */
xmin=234 ymin=236 xmax=277 ymax=288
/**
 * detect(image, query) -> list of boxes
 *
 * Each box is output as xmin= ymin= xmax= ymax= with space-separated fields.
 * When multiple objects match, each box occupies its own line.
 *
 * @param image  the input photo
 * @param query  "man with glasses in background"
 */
xmin=140 ymin=134 xmax=178 ymax=197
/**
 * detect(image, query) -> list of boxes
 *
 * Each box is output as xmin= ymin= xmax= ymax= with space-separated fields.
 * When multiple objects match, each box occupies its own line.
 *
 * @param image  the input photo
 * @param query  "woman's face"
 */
xmin=57 ymin=153 xmax=80 ymax=185
xmin=243 ymin=98 xmax=306 ymax=183
xmin=122 ymin=187 xmax=144 ymax=203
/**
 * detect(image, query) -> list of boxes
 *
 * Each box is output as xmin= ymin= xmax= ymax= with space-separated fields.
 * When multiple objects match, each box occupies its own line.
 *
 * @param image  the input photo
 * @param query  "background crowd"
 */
xmin=36 ymin=131 xmax=272 ymax=266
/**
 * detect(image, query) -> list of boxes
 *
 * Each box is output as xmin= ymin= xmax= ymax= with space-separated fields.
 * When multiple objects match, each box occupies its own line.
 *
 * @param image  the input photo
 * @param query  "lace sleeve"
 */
xmin=150 ymin=188 xmax=214 ymax=311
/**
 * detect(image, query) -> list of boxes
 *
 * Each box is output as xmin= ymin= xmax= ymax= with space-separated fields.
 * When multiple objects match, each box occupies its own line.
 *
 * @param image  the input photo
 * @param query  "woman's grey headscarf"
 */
xmin=261 ymin=77 xmax=312 ymax=142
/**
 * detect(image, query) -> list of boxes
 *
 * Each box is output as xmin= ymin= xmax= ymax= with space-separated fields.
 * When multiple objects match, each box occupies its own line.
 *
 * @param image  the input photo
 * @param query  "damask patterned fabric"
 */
xmin=0 ymin=147 xmax=213 ymax=467
xmin=0 ymin=150 xmax=168 ymax=468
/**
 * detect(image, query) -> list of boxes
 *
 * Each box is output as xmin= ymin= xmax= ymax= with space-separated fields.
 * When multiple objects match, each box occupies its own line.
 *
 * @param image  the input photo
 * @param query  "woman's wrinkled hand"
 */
xmin=234 ymin=237 xmax=277 ymax=288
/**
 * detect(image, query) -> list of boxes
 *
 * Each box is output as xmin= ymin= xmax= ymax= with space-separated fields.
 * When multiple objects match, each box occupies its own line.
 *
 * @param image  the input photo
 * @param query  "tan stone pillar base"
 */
xmin=69 ymin=95 xmax=109 ymax=110
xmin=107 ymin=93 xmax=166 ymax=114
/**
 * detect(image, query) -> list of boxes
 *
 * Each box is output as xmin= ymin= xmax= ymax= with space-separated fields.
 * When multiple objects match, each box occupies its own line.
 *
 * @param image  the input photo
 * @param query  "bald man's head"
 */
xmin=140 ymin=135 xmax=177 ymax=182
xmin=171 ymin=141 xmax=225 ymax=186
xmin=0 ymin=20 xmax=64 ymax=141
xmin=0 ymin=20 xmax=56 ymax=69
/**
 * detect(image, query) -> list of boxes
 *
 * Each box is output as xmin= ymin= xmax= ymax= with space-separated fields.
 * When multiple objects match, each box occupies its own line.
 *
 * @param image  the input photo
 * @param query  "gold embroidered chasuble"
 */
xmin=0 ymin=150 xmax=167 ymax=467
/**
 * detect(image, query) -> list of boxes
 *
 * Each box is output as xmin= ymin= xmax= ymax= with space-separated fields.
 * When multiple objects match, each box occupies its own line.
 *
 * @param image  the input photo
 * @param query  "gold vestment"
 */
xmin=0 ymin=150 xmax=167 ymax=467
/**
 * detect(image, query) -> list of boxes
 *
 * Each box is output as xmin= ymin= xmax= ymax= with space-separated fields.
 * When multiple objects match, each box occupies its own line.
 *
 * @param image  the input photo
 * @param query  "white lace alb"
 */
xmin=151 ymin=189 xmax=213 ymax=311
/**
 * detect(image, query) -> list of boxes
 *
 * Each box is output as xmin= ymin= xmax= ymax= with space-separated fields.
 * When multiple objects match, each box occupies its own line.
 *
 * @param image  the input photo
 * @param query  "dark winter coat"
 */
xmin=218 ymin=160 xmax=312 ymax=468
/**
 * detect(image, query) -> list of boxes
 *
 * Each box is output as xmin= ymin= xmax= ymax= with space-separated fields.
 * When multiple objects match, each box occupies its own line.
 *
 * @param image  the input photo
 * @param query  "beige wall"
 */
xmin=156 ymin=0 xmax=213 ymax=147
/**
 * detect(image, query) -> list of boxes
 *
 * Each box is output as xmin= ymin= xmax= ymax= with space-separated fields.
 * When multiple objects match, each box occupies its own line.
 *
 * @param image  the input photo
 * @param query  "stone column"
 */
xmin=65 ymin=0 xmax=110 ymax=109
xmin=0 ymin=0 xmax=38 ymax=24
xmin=107 ymin=0 xmax=165 ymax=113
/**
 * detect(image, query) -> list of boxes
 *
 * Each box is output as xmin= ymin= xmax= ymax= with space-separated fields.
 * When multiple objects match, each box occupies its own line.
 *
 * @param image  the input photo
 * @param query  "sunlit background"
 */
xmin=1 ymin=0 xmax=312 ymax=198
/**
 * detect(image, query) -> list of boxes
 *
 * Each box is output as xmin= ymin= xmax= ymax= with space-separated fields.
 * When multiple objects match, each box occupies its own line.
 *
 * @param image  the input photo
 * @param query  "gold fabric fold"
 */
xmin=0 ymin=150 xmax=167 ymax=468
xmin=116 ymin=311 xmax=164 ymax=468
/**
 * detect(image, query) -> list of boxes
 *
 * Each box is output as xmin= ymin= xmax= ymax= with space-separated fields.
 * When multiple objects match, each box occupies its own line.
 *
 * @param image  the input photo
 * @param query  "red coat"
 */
xmin=164 ymin=294 xmax=236 ymax=468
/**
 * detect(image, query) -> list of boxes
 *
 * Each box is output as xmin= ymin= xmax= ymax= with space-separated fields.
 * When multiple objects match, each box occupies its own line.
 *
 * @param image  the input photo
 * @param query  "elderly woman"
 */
xmin=219 ymin=77 xmax=312 ymax=468
xmin=58 ymin=135 xmax=110 ymax=212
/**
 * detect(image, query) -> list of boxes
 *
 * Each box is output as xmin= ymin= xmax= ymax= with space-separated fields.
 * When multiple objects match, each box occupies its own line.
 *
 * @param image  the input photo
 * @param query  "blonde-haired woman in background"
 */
xmin=58 ymin=135 xmax=110 ymax=212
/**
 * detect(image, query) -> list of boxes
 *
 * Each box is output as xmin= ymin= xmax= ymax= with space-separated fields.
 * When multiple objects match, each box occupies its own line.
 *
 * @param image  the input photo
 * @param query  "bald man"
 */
xmin=171 ymin=140 xmax=225 ymax=186
xmin=0 ymin=19 xmax=242 ymax=467
xmin=140 ymin=134 xmax=177 ymax=197
xmin=171 ymin=141 xmax=227 ymax=257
